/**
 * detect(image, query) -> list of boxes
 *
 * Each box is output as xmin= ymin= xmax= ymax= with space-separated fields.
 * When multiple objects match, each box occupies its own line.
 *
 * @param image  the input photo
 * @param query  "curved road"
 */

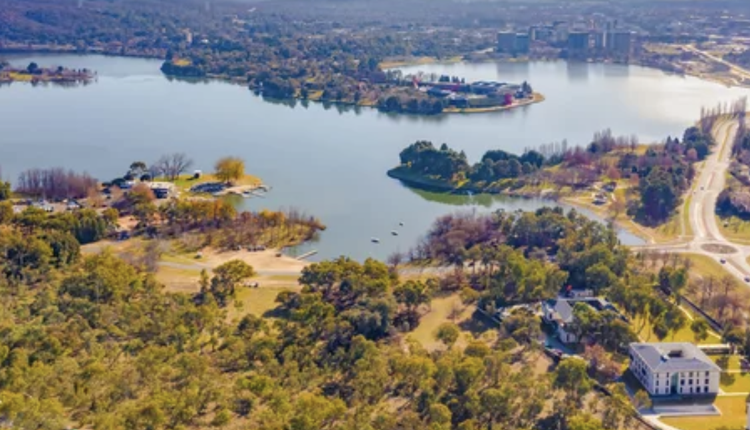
xmin=633 ymin=116 xmax=750 ymax=283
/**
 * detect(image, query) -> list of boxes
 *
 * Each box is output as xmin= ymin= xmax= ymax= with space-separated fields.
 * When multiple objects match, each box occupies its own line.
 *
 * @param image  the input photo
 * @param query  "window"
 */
xmin=689 ymin=387 xmax=693 ymax=394
xmin=689 ymin=379 xmax=693 ymax=385
xmin=705 ymin=371 xmax=709 ymax=377
xmin=681 ymin=380 xmax=685 ymax=386
xmin=656 ymin=380 xmax=659 ymax=387
xmin=705 ymin=379 xmax=709 ymax=384
xmin=689 ymin=372 xmax=693 ymax=377
xmin=705 ymin=387 xmax=709 ymax=393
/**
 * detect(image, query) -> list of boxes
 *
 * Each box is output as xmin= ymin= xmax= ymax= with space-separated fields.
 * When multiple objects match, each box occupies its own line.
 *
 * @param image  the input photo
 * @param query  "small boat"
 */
xmin=391 ymin=231 xmax=398 ymax=236
xmin=399 ymin=222 xmax=404 ymax=226
xmin=371 ymin=237 xmax=380 ymax=243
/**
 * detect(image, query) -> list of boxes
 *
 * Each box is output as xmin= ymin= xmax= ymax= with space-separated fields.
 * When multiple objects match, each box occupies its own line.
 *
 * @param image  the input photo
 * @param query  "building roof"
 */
xmin=630 ymin=342 xmax=721 ymax=373
xmin=543 ymin=299 xmax=574 ymax=323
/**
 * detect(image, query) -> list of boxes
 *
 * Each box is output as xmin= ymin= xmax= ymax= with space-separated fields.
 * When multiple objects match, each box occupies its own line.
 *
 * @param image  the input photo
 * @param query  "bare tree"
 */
xmin=154 ymin=153 xmax=193 ymax=181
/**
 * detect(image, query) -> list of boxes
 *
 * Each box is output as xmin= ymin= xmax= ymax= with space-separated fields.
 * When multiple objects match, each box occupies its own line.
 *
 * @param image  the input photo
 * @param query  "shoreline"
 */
xmin=386 ymin=166 xmax=654 ymax=243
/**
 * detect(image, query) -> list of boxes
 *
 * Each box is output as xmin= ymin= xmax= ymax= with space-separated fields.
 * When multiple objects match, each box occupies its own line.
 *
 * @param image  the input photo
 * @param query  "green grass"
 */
xmin=632 ymin=311 xmax=721 ymax=345
xmin=720 ymin=372 xmax=750 ymax=393
xmin=712 ymin=355 xmax=745 ymax=371
xmin=228 ymin=286 xmax=295 ymax=321
xmin=717 ymin=215 xmax=750 ymax=245
xmin=661 ymin=397 xmax=747 ymax=430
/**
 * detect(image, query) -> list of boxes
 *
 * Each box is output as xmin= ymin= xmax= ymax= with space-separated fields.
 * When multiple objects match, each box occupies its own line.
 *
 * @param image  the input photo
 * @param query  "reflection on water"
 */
xmin=3 ymin=54 xmax=750 ymax=260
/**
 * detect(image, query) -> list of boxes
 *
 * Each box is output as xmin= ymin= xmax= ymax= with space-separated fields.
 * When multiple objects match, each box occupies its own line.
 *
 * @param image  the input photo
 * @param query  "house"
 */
xmin=542 ymin=297 xmax=623 ymax=344
xmin=542 ymin=299 xmax=577 ymax=343
xmin=629 ymin=342 xmax=721 ymax=396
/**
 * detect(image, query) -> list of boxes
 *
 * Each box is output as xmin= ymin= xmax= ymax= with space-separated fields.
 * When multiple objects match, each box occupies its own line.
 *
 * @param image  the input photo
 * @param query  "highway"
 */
xmin=632 ymin=116 xmax=750 ymax=283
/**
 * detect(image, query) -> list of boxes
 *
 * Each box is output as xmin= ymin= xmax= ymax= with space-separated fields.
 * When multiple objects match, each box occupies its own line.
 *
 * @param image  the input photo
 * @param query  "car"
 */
xmin=744 ymin=277 xmax=750 ymax=283
xmin=720 ymin=258 xmax=727 ymax=264
xmin=701 ymin=186 xmax=705 ymax=190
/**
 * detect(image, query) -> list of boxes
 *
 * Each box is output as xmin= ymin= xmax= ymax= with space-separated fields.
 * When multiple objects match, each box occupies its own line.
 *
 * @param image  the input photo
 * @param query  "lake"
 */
xmin=2 ymin=54 xmax=749 ymax=261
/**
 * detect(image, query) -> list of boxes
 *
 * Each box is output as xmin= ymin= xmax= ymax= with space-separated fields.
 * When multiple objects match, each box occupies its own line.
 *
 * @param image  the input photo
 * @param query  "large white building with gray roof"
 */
xmin=629 ymin=342 xmax=721 ymax=396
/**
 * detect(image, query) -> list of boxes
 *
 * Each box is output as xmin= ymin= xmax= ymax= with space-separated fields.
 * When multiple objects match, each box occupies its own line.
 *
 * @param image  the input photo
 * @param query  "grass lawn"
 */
xmin=717 ymin=215 xmax=750 ymax=245
xmin=720 ymin=372 xmax=750 ymax=393
xmin=155 ymin=266 xmax=202 ymax=293
xmin=661 ymin=397 xmax=747 ymax=430
xmin=632 ymin=314 xmax=721 ymax=344
xmin=227 ymin=285 xmax=297 ymax=322
xmin=712 ymin=355 xmax=745 ymax=371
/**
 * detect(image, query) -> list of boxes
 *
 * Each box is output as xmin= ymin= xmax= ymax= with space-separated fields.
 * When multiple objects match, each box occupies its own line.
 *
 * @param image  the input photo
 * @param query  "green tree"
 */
xmin=0 ymin=180 xmax=11 ymax=201
xmin=691 ymin=319 xmax=711 ymax=343
xmin=210 ymin=259 xmax=256 ymax=306
xmin=435 ymin=322 xmax=460 ymax=348
xmin=554 ymin=358 xmax=592 ymax=401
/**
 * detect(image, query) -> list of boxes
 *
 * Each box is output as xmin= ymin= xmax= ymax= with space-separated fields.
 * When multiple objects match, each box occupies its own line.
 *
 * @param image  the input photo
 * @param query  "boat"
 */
xmin=371 ymin=237 xmax=380 ymax=243
xmin=399 ymin=221 xmax=404 ymax=226
xmin=391 ymin=231 xmax=398 ymax=236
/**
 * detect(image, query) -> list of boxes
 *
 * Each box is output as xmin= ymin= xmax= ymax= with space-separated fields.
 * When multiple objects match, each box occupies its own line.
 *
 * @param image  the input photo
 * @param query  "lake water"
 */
xmin=2 ymin=54 xmax=750 ymax=261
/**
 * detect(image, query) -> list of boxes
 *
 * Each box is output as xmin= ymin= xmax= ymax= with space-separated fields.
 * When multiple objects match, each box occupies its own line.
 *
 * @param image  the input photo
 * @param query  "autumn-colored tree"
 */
xmin=214 ymin=156 xmax=245 ymax=184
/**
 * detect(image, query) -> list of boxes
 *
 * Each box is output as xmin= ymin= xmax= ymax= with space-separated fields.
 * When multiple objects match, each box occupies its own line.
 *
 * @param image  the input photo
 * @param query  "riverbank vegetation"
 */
xmin=390 ymin=111 xmax=725 ymax=232
xmin=0 ymin=61 xmax=94 ymax=86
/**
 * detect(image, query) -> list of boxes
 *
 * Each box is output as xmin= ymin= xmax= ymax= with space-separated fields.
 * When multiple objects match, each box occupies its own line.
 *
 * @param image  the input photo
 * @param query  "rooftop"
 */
xmin=631 ymin=342 xmax=721 ymax=373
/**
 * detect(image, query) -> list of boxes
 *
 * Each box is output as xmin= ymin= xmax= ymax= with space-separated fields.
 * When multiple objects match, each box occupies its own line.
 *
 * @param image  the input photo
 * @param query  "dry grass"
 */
xmin=407 ymin=294 xmax=476 ymax=351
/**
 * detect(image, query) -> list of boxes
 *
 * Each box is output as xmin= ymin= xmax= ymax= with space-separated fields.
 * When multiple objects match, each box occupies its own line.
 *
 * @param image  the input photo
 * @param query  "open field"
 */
xmin=407 ymin=294 xmax=479 ymax=351
xmin=661 ymin=397 xmax=747 ymax=430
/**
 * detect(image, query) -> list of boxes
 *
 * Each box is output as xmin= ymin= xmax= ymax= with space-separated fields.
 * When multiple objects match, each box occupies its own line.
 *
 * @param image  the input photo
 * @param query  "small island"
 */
xmin=0 ymin=61 xmax=95 ymax=86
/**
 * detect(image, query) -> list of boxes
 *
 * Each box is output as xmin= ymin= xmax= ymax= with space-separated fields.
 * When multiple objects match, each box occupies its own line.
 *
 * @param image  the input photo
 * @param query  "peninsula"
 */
xmin=387 ymin=103 xmax=742 ymax=238
xmin=162 ymin=58 xmax=542 ymax=115
xmin=0 ymin=61 xmax=94 ymax=85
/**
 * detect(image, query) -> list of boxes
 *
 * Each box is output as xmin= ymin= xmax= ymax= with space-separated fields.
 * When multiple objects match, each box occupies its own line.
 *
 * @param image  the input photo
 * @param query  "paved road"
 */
xmin=632 ymin=117 xmax=750 ymax=284
xmin=683 ymin=45 xmax=750 ymax=82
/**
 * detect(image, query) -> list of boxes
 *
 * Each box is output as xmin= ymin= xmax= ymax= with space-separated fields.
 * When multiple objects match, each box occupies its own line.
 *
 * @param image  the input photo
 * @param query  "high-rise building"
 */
xmin=606 ymin=31 xmax=633 ymax=54
xmin=592 ymin=32 xmax=605 ymax=49
xmin=515 ymin=34 xmax=530 ymax=54
xmin=567 ymin=32 xmax=590 ymax=52
xmin=497 ymin=32 xmax=517 ymax=53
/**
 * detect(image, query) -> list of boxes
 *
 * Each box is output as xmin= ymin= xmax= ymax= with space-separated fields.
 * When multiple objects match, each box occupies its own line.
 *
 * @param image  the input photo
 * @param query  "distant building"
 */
xmin=515 ymin=34 xmax=530 ymax=54
xmin=592 ymin=31 xmax=606 ymax=49
xmin=629 ymin=343 xmax=720 ymax=396
xmin=567 ymin=32 xmax=590 ymax=52
xmin=497 ymin=31 xmax=517 ymax=53
xmin=529 ymin=26 xmax=554 ymax=42
xmin=606 ymin=31 xmax=633 ymax=54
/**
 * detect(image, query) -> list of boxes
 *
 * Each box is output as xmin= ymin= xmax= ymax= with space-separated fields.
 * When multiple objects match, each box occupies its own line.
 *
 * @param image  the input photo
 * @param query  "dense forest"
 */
xmin=0 ymin=174 xmax=706 ymax=430
xmin=389 ymin=124 xmax=715 ymax=225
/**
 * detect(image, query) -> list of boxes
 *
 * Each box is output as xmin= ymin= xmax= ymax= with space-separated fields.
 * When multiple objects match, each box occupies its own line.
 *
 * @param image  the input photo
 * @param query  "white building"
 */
xmin=629 ymin=342 xmax=721 ymax=396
